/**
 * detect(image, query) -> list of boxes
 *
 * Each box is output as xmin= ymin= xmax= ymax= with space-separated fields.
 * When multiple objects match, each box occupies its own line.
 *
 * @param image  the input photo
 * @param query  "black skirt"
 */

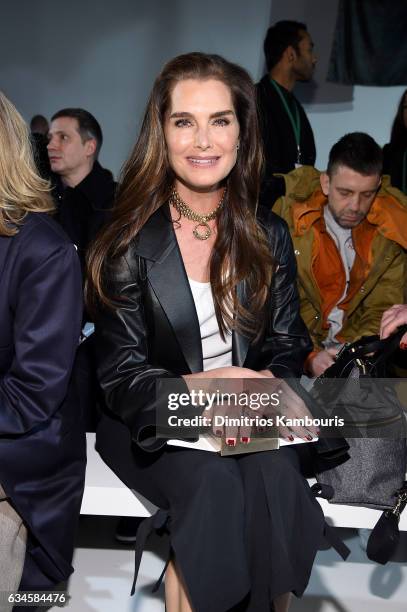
xmin=96 ymin=415 xmax=328 ymax=612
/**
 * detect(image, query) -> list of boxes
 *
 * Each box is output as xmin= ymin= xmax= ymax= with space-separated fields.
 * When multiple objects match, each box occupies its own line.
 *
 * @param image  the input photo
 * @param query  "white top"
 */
xmin=323 ymin=206 xmax=356 ymax=347
xmin=188 ymin=278 xmax=232 ymax=371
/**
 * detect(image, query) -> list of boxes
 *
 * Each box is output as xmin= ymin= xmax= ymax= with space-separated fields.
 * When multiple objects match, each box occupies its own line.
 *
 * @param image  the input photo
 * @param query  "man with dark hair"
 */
xmin=48 ymin=108 xmax=115 ymax=436
xmin=274 ymin=132 xmax=407 ymax=376
xmin=47 ymin=107 xmax=114 ymax=269
xmin=257 ymin=20 xmax=317 ymax=207
xmin=327 ymin=131 xmax=383 ymax=178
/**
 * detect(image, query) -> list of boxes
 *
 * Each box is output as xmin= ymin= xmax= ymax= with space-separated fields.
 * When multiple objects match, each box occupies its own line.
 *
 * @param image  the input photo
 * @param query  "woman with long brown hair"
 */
xmin=87 ymin=53 xmax=327 ymax=612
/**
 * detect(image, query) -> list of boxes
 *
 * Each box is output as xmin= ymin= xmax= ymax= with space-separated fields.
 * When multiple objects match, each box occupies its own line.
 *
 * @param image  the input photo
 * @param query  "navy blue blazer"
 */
xmin=0 ymin=213 xmax=86 ymax=587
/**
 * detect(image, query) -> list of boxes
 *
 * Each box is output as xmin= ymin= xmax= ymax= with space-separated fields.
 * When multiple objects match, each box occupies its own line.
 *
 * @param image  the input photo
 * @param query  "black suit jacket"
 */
xmin=94 ymin=205 xmax=312 ymax=452
xmin=53 ymin=160 xmax=116 ymax=273
xmin=256 ymin=76 xmax=316 ymax=207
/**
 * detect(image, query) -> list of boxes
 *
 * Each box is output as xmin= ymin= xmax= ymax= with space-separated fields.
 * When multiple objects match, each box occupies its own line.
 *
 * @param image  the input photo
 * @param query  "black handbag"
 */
xmin=312 ymin=326 xmax=407 ymax=511
xmin=366 ymin=481 xmax=407 ymax=564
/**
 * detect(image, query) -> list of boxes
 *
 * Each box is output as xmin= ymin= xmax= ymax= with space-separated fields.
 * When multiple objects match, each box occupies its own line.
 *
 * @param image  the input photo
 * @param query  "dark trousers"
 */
xmin=96 ymin=415 xmax=326 ymax=612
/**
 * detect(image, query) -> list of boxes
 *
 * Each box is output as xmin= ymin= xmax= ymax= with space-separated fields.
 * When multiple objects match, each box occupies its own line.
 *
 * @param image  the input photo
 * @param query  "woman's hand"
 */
xmin=184 ymin=369 xmax=317 ymax=445
xmin=214 ymin=378 xmax=318 ymax=445
xmin=184 ymin=367 xmax=274 ymax=444
xmin=272 ymin=380 xmax=319 ymax=440
xmin=380 ymin=304 xmax=407 ymax=347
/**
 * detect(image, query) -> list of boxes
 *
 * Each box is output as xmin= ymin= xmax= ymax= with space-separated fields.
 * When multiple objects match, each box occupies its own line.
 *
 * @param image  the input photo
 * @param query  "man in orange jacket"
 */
xmin=274 ymin=132 xmax=407 ymax=376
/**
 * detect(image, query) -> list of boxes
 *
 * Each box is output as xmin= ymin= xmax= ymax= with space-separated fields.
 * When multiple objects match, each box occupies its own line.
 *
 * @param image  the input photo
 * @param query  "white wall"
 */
xmin=308 ymin=86 xmax=406 ymax=171
xmin=269 ymin=0 xmax=406 ymax=169
xmin=0 ymin=0 xmax=270 ymax=177
xmin=1 ymin=0 xmax=405 ymax=176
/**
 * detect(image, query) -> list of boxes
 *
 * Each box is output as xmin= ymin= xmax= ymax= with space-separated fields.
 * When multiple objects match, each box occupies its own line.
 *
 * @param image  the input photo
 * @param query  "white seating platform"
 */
xmin=81 ymin=433 xmax=157 ymax=517
xmin=81 ymin=433 xmax=407 ymax=530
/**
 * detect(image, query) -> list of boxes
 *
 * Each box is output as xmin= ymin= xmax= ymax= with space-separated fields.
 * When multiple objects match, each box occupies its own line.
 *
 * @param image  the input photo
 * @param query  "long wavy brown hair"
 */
xmin=0 ymin=92 xmax=54 ymax=236
xmin=87 ymin=52 xmax=274 ymax=340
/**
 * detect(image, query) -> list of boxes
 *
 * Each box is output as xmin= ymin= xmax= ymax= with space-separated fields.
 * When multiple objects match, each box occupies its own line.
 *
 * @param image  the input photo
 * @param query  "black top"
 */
xmin=256 ymin=75 xmax=316 ymax=207
xmin=52 ymin=160 xmax=116 ymax=271
xmin=383 ymin=143 xmax=407 ymax=194
xmin=31 ymin=133 xmax=52 ymax=180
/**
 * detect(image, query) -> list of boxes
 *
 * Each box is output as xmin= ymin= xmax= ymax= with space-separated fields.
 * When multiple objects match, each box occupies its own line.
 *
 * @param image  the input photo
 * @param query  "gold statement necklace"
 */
xmin=170 ymin=187 xmax=227 ymax=240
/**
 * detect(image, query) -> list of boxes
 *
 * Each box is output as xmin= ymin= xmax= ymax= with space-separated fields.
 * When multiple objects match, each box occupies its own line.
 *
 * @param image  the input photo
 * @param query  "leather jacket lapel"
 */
xmin=134 ymin=206 xmax=203 ymax=373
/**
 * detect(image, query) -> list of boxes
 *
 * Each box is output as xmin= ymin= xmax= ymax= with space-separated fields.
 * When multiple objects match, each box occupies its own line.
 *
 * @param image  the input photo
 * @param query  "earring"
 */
xmin=236 ymin=143 xmax=240 ymax=151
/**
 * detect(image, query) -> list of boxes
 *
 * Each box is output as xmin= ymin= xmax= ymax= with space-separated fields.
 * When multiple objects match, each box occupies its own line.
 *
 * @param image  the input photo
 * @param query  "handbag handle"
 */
xmin=335 ymin=324 xmax=407 ymax=364
xmin=318 ymin=324 xmax=407 ymax=379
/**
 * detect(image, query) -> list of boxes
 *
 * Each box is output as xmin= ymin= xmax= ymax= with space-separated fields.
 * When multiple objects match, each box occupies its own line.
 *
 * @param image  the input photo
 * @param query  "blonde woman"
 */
xmin=0 ymin=92 xmax=85 ymax=606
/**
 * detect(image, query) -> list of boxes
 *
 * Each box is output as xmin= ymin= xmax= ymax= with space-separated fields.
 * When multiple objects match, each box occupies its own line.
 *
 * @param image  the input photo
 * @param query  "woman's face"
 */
xmin=164 ymin=78 xmax=240 ymax=193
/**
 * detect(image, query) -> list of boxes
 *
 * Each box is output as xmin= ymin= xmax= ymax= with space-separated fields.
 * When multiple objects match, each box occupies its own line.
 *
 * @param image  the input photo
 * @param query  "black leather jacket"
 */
xmin=94 ymin=204 xmax=312 ymax=450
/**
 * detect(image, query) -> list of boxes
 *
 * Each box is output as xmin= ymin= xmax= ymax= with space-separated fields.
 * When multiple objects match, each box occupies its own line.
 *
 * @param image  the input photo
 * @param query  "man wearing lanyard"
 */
xmin=257 ymin=20 xmax=317 ymax=208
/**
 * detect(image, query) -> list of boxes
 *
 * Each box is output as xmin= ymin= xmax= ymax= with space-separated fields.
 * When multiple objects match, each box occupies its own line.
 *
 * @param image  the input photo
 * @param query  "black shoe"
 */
xmin=115 ymin=516 xmax=143 ymax=543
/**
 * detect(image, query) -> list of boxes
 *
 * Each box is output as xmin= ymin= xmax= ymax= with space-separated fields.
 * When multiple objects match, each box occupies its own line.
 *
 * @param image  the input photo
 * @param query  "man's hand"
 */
xmin=308 ymin=347 xmax=338 ymax=377
xmin=380 ymin=304 xmax=407 ymax=347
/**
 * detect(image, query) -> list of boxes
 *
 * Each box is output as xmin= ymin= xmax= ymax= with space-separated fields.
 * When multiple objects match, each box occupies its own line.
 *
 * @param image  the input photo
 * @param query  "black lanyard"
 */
xmin=270 ymin=79 xmax=301 ymax=163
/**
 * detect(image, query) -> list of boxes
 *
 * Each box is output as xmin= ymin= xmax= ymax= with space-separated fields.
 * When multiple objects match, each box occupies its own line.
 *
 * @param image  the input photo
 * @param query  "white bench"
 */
xmin=81 ymin=433 xmax=156 ymax=517
xmin=81 ymin=433 xmax=407 ymax=530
